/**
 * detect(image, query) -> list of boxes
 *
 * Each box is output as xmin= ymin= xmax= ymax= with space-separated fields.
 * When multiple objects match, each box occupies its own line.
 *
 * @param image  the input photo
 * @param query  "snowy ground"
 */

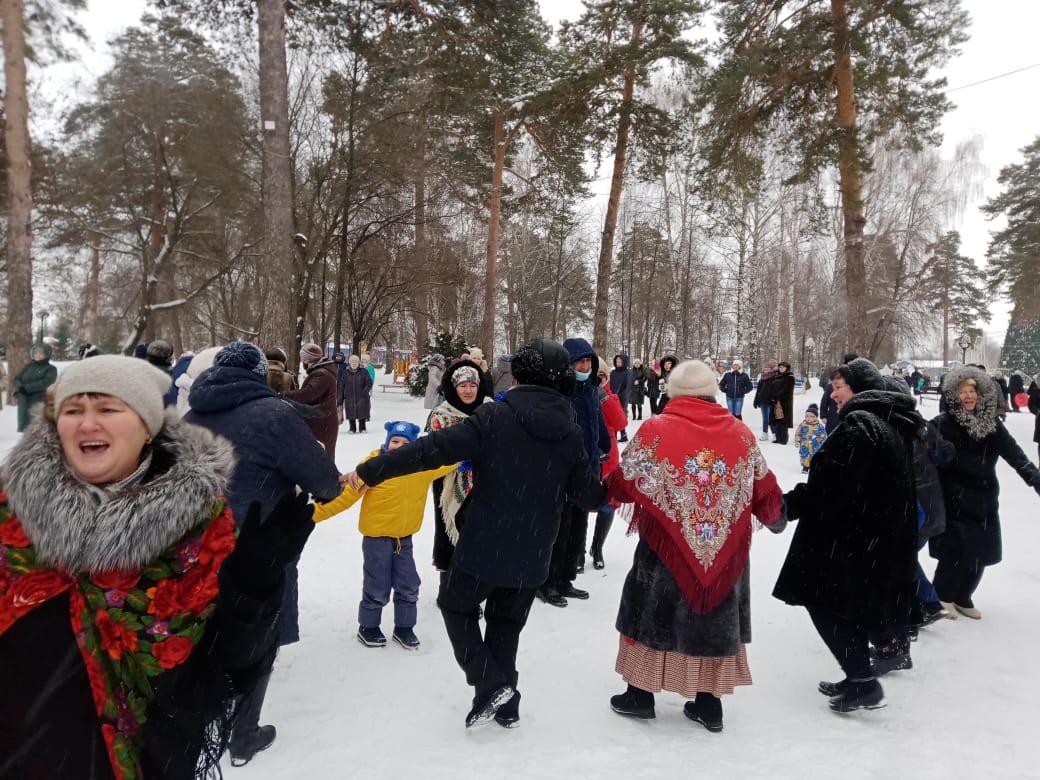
xmin=4 ymin=373 xmax=1038 ymax=778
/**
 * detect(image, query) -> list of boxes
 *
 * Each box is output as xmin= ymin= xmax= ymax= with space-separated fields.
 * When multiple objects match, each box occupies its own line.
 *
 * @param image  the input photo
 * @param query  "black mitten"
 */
xmin=226 ymin=492 xmax=315 ymax=595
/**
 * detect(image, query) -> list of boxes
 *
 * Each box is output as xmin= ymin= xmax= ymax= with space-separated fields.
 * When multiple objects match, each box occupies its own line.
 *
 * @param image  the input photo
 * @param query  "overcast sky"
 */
xmin=61 ymin=0 xmax=1037 ymax=344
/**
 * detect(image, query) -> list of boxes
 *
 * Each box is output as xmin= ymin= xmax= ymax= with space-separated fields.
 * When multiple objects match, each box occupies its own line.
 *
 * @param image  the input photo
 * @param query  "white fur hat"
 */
xmin=667 ymin=359 xmax=718 ymax=399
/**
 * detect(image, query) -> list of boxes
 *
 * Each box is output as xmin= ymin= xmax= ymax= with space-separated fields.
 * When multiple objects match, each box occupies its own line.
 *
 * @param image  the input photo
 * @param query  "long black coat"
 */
xmin=339 ymin=364 xmax=373 ymax=421
xmin=773 ymin=389 xmax=922 ymax=630
xmin=357 ymin=385 xmax=605 ymax=588
xmin=630 ymin=365 xmax=647 ymax=404
xmin=767 ymin=372 xmax=795 ymax=429
xmin=609 ymin=354 xmax=633 ymax=407
xmin=1028 ymin=377 xmax=1040 ymax=444
xmin=819 ymin=380 xmax=840 ymax=434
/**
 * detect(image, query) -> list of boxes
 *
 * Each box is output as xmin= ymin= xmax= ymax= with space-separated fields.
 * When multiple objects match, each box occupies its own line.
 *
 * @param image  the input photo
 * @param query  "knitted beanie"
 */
xmin=452 ymin=366 xmax=480 ymax=387
xmin=214 ymin=342 xmax=268 ymax=376
xmin=806 ymin=403 xmax=819 ymax=416
xmin=53 ymin=355 xmax=173 ymax=436
xmin=300 ymin=343 xmax=324 ymax=365
xmin=835 ymin=358 xmax=885 ymax=394
xmin=146 ymin=339 xmax=174 ymax=367
xmin=667 ymin=360 xmax=718 ymax=399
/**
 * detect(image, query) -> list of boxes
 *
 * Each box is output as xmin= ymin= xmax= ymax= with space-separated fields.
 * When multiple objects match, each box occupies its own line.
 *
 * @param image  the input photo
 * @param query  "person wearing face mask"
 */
xmin=538 ymin=338 xmax=611 ymax=607
xmin=0 ymin=355 xmax=315 ymax=777
xmin=928 ymin=367 xmax=1040 ymax=620
xmin=426 ymin=360 xmax=492 ymax=572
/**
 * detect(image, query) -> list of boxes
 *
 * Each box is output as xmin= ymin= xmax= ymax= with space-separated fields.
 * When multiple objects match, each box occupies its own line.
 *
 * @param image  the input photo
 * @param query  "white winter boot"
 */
xmin=939 ymin=600 xmax=958 ymax=619
xmin=758 ymin=432 xmax=769 ymax=441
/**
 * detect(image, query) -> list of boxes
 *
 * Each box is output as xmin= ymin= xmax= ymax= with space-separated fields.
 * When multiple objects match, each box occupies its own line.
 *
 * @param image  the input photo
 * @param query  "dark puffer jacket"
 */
xmin=358 ymin=385 xmax=605 ymax=588
xmin=562 ymin=338 xmax=611 ymax=465
xmin=773 ymin=389 xmax=923 ymax=630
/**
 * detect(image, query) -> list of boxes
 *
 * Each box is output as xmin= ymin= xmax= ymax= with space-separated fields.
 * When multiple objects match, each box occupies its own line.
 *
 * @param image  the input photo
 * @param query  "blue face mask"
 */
xmin=575 ymin=369 xmax=591 ymax=382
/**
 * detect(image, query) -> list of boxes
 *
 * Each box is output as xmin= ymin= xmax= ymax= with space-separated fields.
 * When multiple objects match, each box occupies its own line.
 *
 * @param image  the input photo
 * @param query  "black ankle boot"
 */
xmin=610 ymin=685 xmax=655 ymax=719
xmin=684 ymin=692 xmax=723 ymax=732
xmin=590 ymin=510 xmax=614 ymax=570
xmin=229 ymin=671 xmax=276 ymax=766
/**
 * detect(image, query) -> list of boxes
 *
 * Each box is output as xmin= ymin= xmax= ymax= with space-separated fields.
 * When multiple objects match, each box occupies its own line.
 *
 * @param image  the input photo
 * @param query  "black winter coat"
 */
xmin=357 ymin=386 xmax=605 ymax=588
xmin=773 ymin=389 xmax=922 ymax=630
xmin=339 ymin=365 xmax=373 ymax=420
xmin=1028 ymin=378 xmax=1040 ymax=444
xmin=609 ymin=354 xmax=633 ymax=407
xmin=819 ymin=381 xmax=840 ymax=434
xmin=719 ymin=370 xmax=753 ymax=399
xmin=767 ymin=372 xmax=795 ymax=429
xmin=563 ymin=338 xmax=611 ymax=464
xmin=630 ymin=366 xmax=647 ymax=404
xmin=655 ymin=355 xmax=678 ymax=411
xmin=928 ymin=411 xmax=1040 ymax=567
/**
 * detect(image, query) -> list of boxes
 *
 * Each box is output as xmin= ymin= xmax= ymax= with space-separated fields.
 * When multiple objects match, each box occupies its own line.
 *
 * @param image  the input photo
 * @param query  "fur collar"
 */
xmin=941 ymin=365 xmax=1000 ymax=440
xmin=1 ymin=414 xmax=234 ymax=573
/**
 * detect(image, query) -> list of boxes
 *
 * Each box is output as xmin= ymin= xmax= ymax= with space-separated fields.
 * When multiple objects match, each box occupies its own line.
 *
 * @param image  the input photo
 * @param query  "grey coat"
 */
xmin=616 ymin=540 xmax=750 ymax=657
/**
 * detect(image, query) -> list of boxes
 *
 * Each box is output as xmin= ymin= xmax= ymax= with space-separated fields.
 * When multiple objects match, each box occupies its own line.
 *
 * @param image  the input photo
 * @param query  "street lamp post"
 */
xmin=957 ymin=333 xmax=973 ymax=365
xmin=805 ymin=337 xmax=815 ymax=379
xmin=36 ymin=309 xmax=49 ymax=344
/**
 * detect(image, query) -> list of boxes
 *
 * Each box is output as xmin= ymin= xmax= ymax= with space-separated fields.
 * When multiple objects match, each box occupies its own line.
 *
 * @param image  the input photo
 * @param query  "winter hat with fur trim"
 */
xmin=667 ymin=359 xmax=718 ymax=399
xmin=53 ymin=354 xmax=173 ymax=436
xmin=383 ymin=420 xmax=421 ymax=451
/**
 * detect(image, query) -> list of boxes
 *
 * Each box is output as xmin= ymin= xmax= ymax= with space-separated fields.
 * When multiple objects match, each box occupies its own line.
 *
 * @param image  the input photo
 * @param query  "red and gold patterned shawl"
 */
xmin=610 ymin=396 xmax=783 ymax=614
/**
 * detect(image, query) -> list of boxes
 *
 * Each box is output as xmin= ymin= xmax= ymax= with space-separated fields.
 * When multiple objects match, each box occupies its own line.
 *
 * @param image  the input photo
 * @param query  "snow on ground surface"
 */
xmin=3 ymin=371 xmax=1038 ymax=779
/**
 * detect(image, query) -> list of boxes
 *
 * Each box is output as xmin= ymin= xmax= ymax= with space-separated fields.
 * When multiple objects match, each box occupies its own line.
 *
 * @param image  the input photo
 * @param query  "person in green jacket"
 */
xmin=12 ymin=343 xmax=58 ymax=432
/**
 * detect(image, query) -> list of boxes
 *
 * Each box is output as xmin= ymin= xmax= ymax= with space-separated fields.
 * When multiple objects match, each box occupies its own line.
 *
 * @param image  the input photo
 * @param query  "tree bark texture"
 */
xmin=412 ymin=107 xmax=429 ymax=352
xmin=592 ymin=20 xmax=643 ymax=357
xmin=481 ymin=108 xmax=505 ymax=359
xmin=2 ymin=0 xmax=33 ymax=401
xmin=830 ymin=0 xmax=868 ymax=357
xmin=257 ymin=0 xmax=297 ymax=362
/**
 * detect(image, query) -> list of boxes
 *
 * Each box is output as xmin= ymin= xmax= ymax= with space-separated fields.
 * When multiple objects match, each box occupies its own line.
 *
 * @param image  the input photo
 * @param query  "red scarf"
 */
xmin=611 ymin=396 xmax=782 ymax=613
xmin=0 ymin=493 xmax=236 ymax=780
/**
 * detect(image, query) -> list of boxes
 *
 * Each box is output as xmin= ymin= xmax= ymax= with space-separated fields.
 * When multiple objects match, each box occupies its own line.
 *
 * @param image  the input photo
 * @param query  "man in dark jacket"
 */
xmin=344 ymin=338 xmax=605 ymax=729
xmin=773 ymin=358 xmax=921 ymax=713
xmin=185 ymin=341 xmax=341 ymax=763
xmin=11 ymin=343 xmax=57 ymax=432
xmin=719 ymin=359 xmax=753 ymax=420
xmin=609 ymin=354 xmax=632 ymax=439
xmin=540 ymin=337 xmax=612 ymax=607
xmin=819 ymin=374 xmax=840 ymax=434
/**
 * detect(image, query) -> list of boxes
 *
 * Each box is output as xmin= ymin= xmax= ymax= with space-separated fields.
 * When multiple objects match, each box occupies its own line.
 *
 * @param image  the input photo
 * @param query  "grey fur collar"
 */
xmin=941 ymin=365 xmax=1000 ymax=440
xmin=1 ymin=414 xmax=234 ymax=573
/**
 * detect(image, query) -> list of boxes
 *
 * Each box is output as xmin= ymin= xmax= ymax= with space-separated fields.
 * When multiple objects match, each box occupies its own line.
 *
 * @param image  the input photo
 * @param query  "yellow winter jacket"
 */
xmin=312 ymin=450 xmax=456 ymax=538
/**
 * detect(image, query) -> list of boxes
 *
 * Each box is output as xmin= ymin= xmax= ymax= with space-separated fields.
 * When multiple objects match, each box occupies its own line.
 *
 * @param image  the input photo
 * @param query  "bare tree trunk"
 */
xmin=82 ymin=236 xmax=101 ymax=343
xmin=831 ymin=0 xmax=868 ymax=356
xmin=2 ymin=0 xmax=33 ymax=399
xmin=481 ymin=108 xmax=505 ymax=359
xmin=412 ymin=107 xmax=430 ymax=352
xmin=592 ymin=20 xmax=643 ymax=356
xmin=258 ymin=0 xmax=296 ymax=363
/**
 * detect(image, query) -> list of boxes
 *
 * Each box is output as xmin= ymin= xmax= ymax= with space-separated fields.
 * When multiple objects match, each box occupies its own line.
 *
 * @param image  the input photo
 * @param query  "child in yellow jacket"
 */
xmin=314 ymin=420 xmax=455 ymax=650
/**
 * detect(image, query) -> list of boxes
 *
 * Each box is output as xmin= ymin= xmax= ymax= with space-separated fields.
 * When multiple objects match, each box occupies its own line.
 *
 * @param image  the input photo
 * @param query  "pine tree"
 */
xmin=699 ymin=0 xmax=968 ymax=358
xmin=983 ymin=136 xmax=1040 ymax=373
xmin=920 ymin=232 xmax=988 ymax=364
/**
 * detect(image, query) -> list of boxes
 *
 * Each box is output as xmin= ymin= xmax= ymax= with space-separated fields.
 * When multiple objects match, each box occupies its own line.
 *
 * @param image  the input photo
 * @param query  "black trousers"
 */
xmin=548 ymin=503 xmax=588 ymax=586
xmin=771 ymin=421 xmax=789 ymax=444
xmin=933 ymin=557 xmax=986 ymax=606
xmin=806 ymin=606 xmax=872 ymax=680
xmin=437 ymin=566 xmax=537 ymax=700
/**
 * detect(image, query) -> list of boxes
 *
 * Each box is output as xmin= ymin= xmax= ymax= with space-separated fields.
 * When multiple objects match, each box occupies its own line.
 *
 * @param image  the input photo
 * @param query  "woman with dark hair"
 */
xmin=655 ymin=355 xmax=679 ymax=413
xmin=767 ymin=361 xmax=796 ymax=445
xmin=929 ymin=366 xmax=1040 ymax=619
xmin=0 ymin=355 xmax=313 ymax=777
xmin=752 ymin=359 xmax=777 ymax=442
xmin=427 ymin=359 xmax=491 ymax=571
xmin=608 ymin=359 xmax=785 ymax=732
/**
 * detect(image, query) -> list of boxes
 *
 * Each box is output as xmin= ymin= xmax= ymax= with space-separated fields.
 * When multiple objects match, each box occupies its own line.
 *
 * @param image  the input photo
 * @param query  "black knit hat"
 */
xmin=834 ymin=357 xmax=885 ymax=394
xmin=512 ymin=339 xmax=575 ymax=395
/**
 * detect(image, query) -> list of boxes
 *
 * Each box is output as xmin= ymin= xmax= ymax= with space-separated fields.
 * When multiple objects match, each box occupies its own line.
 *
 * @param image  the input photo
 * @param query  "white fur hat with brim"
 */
xmin=53 ymin=354 xmax=173 ymax=436
xmin=667 ymin=359 xmax=719 ymax=399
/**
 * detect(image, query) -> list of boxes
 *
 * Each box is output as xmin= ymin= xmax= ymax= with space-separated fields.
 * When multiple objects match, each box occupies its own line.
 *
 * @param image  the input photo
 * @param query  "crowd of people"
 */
xmin=1 ymin=336 xmax=1038 ymax=778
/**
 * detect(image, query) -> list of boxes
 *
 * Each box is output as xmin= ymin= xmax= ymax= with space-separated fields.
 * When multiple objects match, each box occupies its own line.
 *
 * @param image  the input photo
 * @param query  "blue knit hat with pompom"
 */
xmin=383 ymin=420 xmax=421 ymax=451
xmin=214 ymin=341 xmax=268 ymax=376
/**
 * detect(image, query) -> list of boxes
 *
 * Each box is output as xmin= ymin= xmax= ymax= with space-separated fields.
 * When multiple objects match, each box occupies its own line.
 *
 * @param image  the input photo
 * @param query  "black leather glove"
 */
xmin=226 ymin=491 xmax=315 ymax=595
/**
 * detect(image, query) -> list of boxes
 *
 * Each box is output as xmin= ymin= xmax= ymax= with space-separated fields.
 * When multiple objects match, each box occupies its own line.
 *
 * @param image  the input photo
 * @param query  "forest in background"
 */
xmin=2 ymin=0 xmax=1038 ymax=383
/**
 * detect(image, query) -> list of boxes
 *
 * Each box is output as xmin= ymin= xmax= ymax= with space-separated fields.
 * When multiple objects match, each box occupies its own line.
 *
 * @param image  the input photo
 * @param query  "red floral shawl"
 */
xmin=610 ymin=396 xmax=782 ymax=613
xmin=0 ymin=493 xmax=236 ymax=780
